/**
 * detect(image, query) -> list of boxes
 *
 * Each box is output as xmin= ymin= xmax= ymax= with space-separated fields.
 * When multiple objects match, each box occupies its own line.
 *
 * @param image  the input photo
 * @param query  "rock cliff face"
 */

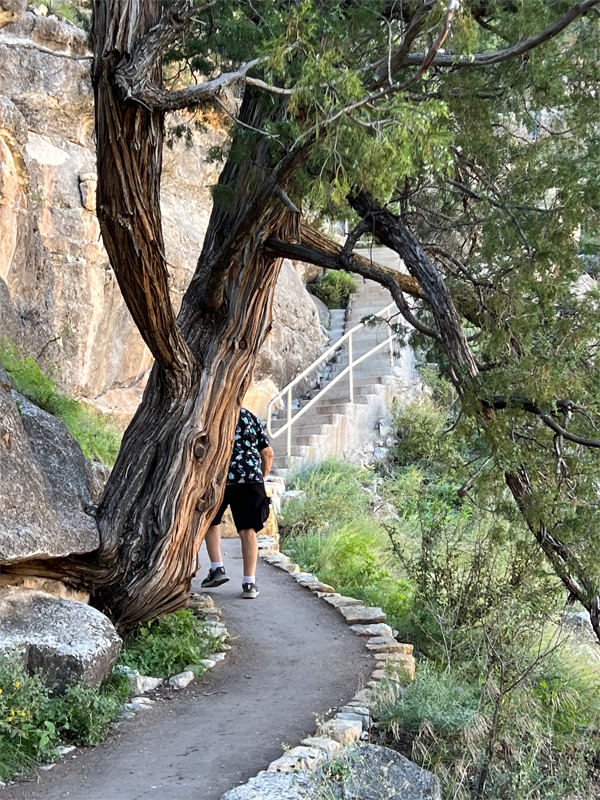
xmin=0 ymin=7 xmax=325 ymax=417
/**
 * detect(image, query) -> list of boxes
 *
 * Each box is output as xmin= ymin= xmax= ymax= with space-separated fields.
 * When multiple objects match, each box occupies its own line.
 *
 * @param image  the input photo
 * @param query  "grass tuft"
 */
xmin=0 ymin=337 xmax=121 ymax=466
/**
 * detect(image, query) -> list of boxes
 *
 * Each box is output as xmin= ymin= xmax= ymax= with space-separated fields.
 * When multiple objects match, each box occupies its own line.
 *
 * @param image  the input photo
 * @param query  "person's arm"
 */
xmin=260 ymin=446 xmax=274 ymax=478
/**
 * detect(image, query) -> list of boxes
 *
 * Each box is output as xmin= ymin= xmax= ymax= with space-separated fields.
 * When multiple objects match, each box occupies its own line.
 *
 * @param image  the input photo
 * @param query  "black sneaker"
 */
xmin=201 ymin=567 xmax=229 ymax=588
xmin=241 ymin=582 xmax=259 ymax=599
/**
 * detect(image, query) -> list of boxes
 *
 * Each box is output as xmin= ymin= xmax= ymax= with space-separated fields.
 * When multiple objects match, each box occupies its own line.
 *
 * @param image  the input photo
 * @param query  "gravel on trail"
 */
xmin=3 ymin=539 xmax=373 ymax=800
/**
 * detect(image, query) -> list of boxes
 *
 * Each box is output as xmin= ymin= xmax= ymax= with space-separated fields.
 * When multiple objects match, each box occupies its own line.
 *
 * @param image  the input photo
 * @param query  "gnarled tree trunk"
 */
xmin=4 ymin=0 xmax=303 ymax=630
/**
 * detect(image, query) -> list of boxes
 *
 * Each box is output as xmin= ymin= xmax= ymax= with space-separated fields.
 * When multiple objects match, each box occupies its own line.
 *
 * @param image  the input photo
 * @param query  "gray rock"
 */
xmin=187 ymin=592 xmax=215 ymax=610
xmin=365 ymin=637 xmax=408 ymax=652
xmin=350 ymin=623 xmax=394 ymax=637
xmin=268 ymin=746 xmax=324 ymax=772
xmin=0 ymin=0 xmax=26 ymax=26
xmin=0 ymin=375 xmax=99 ymax=563
xmin=338 ymin=606 xmax=387 ymax=625
xmin=317 ymin=716 xmax=362 ymax=744
xmin=0 ymin=587 xmax=122 ymax=692
xmin=221 ymin=770 xmax=315 ymax=800
xmin=87 ymin=460 xmax=112 ymax=503
xmin=308 ymin=292 xmax=330 ymax=328
xmin=340 ymin=706 xmax=370 ymax=728
xmin=378 ymin=419 xmax=395 ymax=437
xmin=300 ymin=736 xmax=342 ymax=760
xmin=168 ymin=669 xmax=195 ymax=689
xmin=281 ymin=489 xmax=306 ymax=506
xmin=342 ymin=744 xmax=442 ymax=800
xmin=373 ymin=447 xmax=390 ymax=460
xmin=135 ymin=674 xmax=163 ymax=694
xmin=322 ymin=595 xmax=364 ymax=609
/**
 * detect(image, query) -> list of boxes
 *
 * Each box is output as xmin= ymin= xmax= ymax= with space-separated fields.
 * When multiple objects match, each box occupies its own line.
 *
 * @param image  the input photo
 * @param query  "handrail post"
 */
xmin=349 ymin=330 xmax=354 ymax=403
xmin=286 ymin=387 xmax=292 ymax=458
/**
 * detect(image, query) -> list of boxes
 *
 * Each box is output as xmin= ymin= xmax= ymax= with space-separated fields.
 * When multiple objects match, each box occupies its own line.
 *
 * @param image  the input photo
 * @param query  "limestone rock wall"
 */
xmin=0 ymin=7 xmax=326 ymax=419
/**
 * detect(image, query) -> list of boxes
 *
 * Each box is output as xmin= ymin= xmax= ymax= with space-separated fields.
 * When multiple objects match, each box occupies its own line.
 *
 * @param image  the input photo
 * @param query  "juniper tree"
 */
xmin=7 ymin=0 xmax=599 ymax=630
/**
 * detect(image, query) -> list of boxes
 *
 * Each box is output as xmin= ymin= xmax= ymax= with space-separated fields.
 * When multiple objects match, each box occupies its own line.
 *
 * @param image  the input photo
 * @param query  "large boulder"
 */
xmin=0 ymin=368 xmax=99 ymax=563
xmin=341 ymin=744 xmax=442 ymax=800
xmin=221 ymin=745 xmax=442 ymax=800
xmin=0 ymin=587 xmax=122 ymax=692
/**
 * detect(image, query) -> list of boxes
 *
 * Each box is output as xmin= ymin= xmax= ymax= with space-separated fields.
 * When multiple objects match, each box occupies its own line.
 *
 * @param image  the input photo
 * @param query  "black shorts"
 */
xmin=211 ymin=483 xmax=271 ymax=533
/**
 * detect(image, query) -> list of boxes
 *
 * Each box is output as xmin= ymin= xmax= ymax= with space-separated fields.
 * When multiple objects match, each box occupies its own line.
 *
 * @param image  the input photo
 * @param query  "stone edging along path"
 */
xmin=208 ymin=535 xmax=417 ymax=798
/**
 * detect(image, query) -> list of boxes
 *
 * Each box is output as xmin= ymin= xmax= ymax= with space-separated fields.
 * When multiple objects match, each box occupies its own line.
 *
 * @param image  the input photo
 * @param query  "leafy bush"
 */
xmin=280 ymin=458 xmax=371 ymax=536
xmin=314 ymin=270 xmax=359 ymax=309
xmin=0 ymin=608 xmax=225 ymax=781
xmin=281 ymin=459 xmax=412 ymax=630
xmin=119 ymin=609 xmax=223 ymax=677
xmin=373 ymin=649 xmax=600 ymax=800
xmin=374 ymin=660 xmax=479 ymax=740
xmin=0 ymin=337 xmax=121 ymax=465
xmin=0 ymin=654 xmax=129 ymax=781
xmin=278 ymin=402 xmax=600 ymax=797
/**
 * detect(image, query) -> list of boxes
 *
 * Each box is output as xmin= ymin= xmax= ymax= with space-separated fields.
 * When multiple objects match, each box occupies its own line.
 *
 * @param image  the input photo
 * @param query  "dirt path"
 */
xmin=4 ymin=541 xmax=373 ymax=800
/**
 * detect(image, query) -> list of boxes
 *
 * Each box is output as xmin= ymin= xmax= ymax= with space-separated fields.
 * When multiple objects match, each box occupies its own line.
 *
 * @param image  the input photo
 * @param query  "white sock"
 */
xmin=211 ymin=561 xmax=224 ymax=570
xmin=243 ymin=575 xmax=255 ymax=584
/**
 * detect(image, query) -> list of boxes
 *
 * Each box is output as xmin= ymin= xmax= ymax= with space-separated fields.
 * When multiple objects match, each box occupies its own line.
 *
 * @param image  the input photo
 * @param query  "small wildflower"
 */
xmin=15 ymin=681 xmax=20 ymax=687
xmin=0 ymin=687 xmax=3 ymax=693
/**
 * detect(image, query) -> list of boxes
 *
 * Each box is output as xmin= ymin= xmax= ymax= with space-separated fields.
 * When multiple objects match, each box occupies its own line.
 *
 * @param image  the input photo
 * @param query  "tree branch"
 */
xmin=349 ymin=191 xmax=479 ymax=381
xmin=119 ymin=59 xmax=267 ymax=110
xmin=402 ymin=0 xmax=600 ymax=69
xmin=264 ymin=225 xmax=440 ymax=341
xmin=368 ymin=0 xmax=437 ymax=89
xmin=487 ymin=396 xmax=600 ymax=448
xmin=505 ymin=468 xmax=600 ymax=645
xmin=265 ymin=224 xmax=424 ymax=299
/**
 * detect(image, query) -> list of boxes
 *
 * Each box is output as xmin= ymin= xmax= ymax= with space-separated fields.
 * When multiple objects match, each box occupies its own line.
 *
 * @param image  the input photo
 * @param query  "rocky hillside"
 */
xmin=0 ymin=1 xmax=326 ymax=421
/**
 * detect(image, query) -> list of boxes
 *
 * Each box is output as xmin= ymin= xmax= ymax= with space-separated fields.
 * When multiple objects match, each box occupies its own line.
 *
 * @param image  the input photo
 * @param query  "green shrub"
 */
xmin=0 ymin=654 xmax=129 ymax=781
xmin=45 ymin=673 xmax=131 ymax=747
xmin=374 ymin=661 xmax=479 ymax=739
xmin=119 ymin=609 xmax=223 ymax=677
xmin=280 ymin=458 xmax=371 ymax=535
xmin=0 ymin=337 xmax=121 ymax=465
xmin=314 ymin=270 xmax=359 ymax=308
xmin=373 ymin=651 xmax=600 ymax=800
xmin=280 ymin=460 xmax=412 ymax=631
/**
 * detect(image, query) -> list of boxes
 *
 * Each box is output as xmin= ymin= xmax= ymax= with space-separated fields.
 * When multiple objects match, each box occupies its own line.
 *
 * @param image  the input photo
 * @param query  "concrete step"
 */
xmin=315 ymin=399 xmax=369 ymax=415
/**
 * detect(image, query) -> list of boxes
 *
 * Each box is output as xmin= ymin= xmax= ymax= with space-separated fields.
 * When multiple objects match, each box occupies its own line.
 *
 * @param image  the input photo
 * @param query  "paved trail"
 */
xmin=5 ymin=541 xmax=372 ymax=800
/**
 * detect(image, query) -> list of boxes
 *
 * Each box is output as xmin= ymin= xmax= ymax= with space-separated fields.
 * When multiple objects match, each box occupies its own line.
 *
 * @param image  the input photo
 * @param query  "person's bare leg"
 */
xmin=238 ymin=528 xmax=258 ymax=579
xmin=205 ymin=525 xmax=223 ymax=563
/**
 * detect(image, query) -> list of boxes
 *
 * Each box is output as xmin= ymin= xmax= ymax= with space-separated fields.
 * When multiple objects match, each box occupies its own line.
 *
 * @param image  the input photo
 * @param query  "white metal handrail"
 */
xmin=267 ymin=302 xmax=397 ymax=457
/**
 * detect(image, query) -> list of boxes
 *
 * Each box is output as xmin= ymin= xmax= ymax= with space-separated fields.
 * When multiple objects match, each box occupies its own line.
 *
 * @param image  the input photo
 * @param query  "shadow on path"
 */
xmin=3 ymin=540 xmax=372 ymax=800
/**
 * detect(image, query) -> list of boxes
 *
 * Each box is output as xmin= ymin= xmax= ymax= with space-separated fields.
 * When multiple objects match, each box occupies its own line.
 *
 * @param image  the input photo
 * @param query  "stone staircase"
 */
xmin=269 ymin=249 xmax=417 ymax=471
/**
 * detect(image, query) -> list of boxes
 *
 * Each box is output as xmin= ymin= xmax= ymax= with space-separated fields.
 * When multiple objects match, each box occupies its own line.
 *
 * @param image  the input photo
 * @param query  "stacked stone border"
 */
xmin=216 ymin=535 xmax=417 ymax=798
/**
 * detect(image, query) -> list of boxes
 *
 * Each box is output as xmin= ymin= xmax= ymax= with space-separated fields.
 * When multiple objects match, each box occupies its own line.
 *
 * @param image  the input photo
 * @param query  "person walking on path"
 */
xmin=201 ymin=407 xmax=274 ymax=599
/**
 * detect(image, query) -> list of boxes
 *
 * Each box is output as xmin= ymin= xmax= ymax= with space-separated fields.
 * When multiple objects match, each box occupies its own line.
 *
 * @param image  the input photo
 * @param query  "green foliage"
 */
xmin=119 ymin=609 xmax=223 ymax=678
xmin=280 ymin=459 xmax=412 ymax=630
xmin=0 ymin=609 xmax=224 ymax=781
xmin=0 ymin=338 xmax=121 ymax=466
xmin=375 ymin=661 xmax=480 ymax=739
xmin=280 ymin=458 xmax=371 ymax=535
xmin=280 ymin=399 xmax=600 ymax=796
xmin=374 ymin=649 xmax=600 ymax=800
xmin=313 ymin=270 xmax=359 ymax=309
xmin=0 ymin=653 xmax=129 ymax=781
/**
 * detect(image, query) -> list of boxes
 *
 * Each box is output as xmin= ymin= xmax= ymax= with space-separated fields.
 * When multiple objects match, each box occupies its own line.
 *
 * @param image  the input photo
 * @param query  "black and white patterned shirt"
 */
xmin=227 ymin=408 xmax=270 ymax=485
